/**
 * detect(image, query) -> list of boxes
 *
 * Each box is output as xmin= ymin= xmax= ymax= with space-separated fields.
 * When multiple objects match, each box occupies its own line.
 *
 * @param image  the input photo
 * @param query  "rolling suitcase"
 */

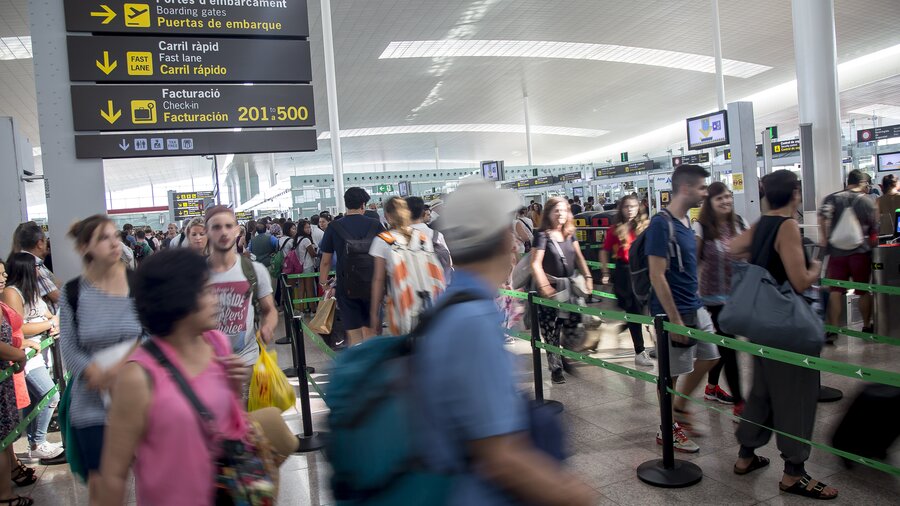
xmin=831 ymin=384 xmax=900 ymax=465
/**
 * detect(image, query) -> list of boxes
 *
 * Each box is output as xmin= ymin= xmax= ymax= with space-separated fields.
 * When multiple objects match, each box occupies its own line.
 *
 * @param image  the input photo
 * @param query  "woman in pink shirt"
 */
xmin=95 ymin=249 xmax=298 ymax=505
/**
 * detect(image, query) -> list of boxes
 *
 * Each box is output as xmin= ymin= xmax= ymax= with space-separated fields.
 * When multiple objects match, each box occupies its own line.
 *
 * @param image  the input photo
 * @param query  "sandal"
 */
xmin=10 ymin=461 xmax=36 ymax=487
xmin=0 ymin=496 xmax=34 ymax=506
xmin=734 ymin=455 xmax=770 ymax=475
xmin=779 ymin=474 xmax=838 ymax=500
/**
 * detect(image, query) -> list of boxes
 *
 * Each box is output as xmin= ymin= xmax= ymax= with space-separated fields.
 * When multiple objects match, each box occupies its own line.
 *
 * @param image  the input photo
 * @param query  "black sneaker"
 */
xmin=825 ymin=332 xmax=838 ymax=345
xmin=48 ymin=418 xmax=60 ymax=433
xmin=861 ymin=325 xmax=874 ymax=334
xmin=40 ymin=449 xmax=67 ymax=466
xmin=551 ymin=370 xmax=566 ymax=384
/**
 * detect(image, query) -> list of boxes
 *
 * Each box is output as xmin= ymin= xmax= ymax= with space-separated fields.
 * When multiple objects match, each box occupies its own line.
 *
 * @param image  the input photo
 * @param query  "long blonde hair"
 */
xmin=384 ymin=197 xmax=413 ymax=240
xmin=539 ymin=197 xmax=576 ymax=238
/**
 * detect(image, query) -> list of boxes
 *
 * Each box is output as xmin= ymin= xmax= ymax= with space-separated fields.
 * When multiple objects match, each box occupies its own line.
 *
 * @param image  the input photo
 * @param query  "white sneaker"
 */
xmin=656 ymin=423 xmax=700 ymax=453
xmin=634 ymin=350 xmax=654 ymax=367
xmin=30 ymin=441 xmax=64 ymax=460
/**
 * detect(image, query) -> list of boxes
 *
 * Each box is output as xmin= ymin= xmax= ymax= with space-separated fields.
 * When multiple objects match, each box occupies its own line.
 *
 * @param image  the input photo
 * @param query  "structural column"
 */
xmin=29 ymin=0 xmax=107 ymax=282
xmin=710 ymin=0 xmax=726 ymax=111
xmin=523 ymin=94 xmax=534 ymax=166
xmin=792 ymin=0 xmax=843 ymax=204
xmin=321 ymin=0 xmax=346 ymax=212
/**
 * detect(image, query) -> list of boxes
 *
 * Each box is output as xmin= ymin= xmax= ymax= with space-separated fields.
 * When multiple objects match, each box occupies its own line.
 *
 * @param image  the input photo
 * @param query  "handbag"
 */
xmin=548 ymin=237 xmax=589 ymax=299
xmin=143 ymin=339 xmax=278 ymax=506
xmin=718 ymin=218 xmax=824 ymax=356
xmin=309 ymin=297 xmax=336 ymax=334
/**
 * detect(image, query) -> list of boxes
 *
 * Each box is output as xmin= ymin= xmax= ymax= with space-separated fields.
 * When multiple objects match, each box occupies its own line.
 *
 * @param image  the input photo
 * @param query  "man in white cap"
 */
xmin=415 ymin=181 xmax=597 ymax=505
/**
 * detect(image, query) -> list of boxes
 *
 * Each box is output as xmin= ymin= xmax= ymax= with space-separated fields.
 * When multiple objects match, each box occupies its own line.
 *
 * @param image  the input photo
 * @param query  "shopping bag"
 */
xmin=309 ymin=297 xmax=336 ymax=335
xmin=248 ymin=338 xmax=296 ymax=412
xmin=58 ymin=382 xmax=87 ymax=482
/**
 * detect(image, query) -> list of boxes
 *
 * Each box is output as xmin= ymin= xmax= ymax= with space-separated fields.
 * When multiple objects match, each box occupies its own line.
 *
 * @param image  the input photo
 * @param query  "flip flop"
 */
xmin=779 ymin=474 xmax=838 ymax=500
xmin=733 ymin=455 xmax=770 ymax=475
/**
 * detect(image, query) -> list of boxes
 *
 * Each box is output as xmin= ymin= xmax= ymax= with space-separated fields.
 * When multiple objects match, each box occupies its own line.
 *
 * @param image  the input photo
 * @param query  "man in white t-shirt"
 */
xmin=205 ymin=206 xmax=278 ymax=398
xmin=310 ymin=215 xmax=326 ymax=247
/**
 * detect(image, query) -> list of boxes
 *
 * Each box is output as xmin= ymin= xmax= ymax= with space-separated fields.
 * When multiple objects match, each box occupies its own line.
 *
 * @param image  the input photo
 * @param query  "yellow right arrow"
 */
xmin=100 ymin=100 xmax=121 ymax=124
xmin=90 ymin=5 xmax=117 ymax=25
xmin=95 ymin=51 xmax=117 ymax=75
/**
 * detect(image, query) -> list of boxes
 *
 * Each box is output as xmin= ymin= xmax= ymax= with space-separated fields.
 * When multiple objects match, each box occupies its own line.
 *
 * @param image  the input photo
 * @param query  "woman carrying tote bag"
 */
xmin=725 ymin=170 xmax=837 ymax=500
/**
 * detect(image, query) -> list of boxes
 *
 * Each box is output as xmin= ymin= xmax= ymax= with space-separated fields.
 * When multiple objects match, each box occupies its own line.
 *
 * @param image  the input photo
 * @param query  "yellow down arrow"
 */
xmin=90 ymin=5 xmax=117 ymax=25
xmin=96 ymin=51 xmax=117 ymax=75
xmin=100 ymin=100 xmax=121 ymax=124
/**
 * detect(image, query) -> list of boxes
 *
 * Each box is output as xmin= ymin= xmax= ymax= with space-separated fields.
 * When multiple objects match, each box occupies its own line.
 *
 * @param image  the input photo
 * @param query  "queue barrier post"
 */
xmin=528 ymin=293 xmax=564 ymax=413
xmin=290 ymin=315 xmax=327 ymax=452
xmin=50 ymin=336 xmax=66 ymax=394
xmin=279 ymin=275 xmax=299 ymax=378
xmin=636 ymin=315 xmax=703 ymax=488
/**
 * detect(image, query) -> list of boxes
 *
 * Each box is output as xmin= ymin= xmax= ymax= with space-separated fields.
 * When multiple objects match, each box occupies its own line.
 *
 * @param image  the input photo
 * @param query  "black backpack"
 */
xmin=330 ymin=218 xmax=382 ymax=300
xmin=629 ymin=209 xmax=684 ymax=304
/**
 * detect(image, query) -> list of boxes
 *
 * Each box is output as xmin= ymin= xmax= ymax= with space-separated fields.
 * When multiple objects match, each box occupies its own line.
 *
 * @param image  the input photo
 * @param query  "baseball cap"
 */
xmin=439 ymin=180 xmax=520 ymax=259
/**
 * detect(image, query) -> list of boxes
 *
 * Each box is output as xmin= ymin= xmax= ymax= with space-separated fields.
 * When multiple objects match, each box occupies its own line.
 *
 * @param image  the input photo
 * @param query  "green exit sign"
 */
xmin=620 ymin=152 xmax=628 ymax=162
xmin=375 ymin=184 xmax=394 ymax=193
xmin=765 ymin=126 xmax=778 ymax=140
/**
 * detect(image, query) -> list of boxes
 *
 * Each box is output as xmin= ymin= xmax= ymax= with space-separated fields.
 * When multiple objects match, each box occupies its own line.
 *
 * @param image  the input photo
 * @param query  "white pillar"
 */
xmin=434 ymin=145 xmax=440 ymax=171
xmin=523 ymin=95 xmax=534 ymax=166
xmin=321 ymin=0 xmax=346 ymax=212
xmin=0 ymin=118 xmax=30 ymax=255
xmin=710 ymin=0 xmax=726 ymax=111
xmin=792 ymin=0 xmax=843 ymax=203
xmin=30 ymin=0 xmax=107 ymax=282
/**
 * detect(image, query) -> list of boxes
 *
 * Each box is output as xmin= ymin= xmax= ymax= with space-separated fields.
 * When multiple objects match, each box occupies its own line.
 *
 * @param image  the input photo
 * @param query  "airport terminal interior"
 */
xmin=1 ymin=0 xmax=900 ymax=504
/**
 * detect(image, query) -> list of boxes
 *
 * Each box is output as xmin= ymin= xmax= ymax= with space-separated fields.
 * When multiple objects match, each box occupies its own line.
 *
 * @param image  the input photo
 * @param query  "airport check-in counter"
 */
xmin=574 ymin=210 xmax=617 ymax=278
xmin=873 ymin=243 xmax=900 ymax=339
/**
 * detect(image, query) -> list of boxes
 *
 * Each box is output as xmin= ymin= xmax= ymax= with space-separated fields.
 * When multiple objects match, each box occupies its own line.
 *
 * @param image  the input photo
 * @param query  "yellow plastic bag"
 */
xmin=248 ymin=338 xmax=295 ymax=412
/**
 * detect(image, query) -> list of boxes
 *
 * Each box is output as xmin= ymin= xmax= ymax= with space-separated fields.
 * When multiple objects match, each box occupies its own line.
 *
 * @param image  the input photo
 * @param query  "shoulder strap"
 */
xmin=64 ymin=278 xmax=82 ymax=331
xmin=377 ymin=231 xmax=396 ymax=245
xmin=143 ymin=340 xmax=215 ymax=426
xmin=656 ymin=210 xmax=684 ymax=272
xmin=239 ymin=256 xmax=259 ymax=303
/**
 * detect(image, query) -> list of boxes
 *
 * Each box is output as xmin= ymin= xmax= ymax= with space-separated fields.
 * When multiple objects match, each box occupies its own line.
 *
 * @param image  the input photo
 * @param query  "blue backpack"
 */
xmin=325 ymin=292 xmax=481 ymax=505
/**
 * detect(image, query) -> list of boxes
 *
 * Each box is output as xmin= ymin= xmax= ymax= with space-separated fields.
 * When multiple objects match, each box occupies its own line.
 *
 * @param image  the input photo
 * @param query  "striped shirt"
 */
xmin=59 ymin=278 xmax=143 ymax=428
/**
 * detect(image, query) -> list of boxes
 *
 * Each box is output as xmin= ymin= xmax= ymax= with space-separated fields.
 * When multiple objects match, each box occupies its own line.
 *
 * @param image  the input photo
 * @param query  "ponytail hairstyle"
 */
xmin=384 ymin=197 xmax=413 ymax=240
xmin=614 ymin=195 xmax=648 ymax=244
xmin=67 ymin=214 xmax=113 ymax=264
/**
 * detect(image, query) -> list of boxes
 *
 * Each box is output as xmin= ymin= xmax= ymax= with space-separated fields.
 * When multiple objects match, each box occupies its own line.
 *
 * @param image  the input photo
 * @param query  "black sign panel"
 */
xmin=772 ymin=138 xmax=800 ymax=155
xmin=235 ymin=211 xmax=254 ymax=221
xmin=515 ymin=176 xmax=557 ymax=188
xmin=74 ymin=129 xmax=318 ymax=158
xmin=557 ymin=171 xmax=583 ymax=182
xmin=724 ymin=144 xmax=763 ymax=160
xmin=671 ymin=153 xmax=710 ymax=166
xmin=71 ymin=84 xmax=315 ymax=131
xmin=64 ymin=0 xmax=310 ymax=38
xmin=173 ymin=190 xmax=214 ymax=219
xmin=67 ymin=36 xmax=311 ymax=83
xmin=857 ymin=124 xmax=900 ymax=143
xmin=595 ymin=160 xmax=654 ymax=178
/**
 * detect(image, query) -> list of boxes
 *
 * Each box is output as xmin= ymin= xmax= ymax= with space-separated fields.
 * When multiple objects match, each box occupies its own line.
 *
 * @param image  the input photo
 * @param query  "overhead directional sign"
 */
xmin=74 ymin=129 xmax=318 ymax=159
xmin=672 ymin=153 xmax=710 ymax=166
xmin=71 ymin=84 xmax=315 ymax=131
xmin=64 ymin=0 xmax=310 ymax=37
xmin=772 ymin=138 xmax=800 ymax=155
xmin=857 ymin=124 xmax=900 ymax=143
xmin=595 ymin=160 xmax=654 ymax=178
xmin=67 ymin=36 xmax=311 ymax=83
xmin=557 ymin=171 xmax=583 ymax=182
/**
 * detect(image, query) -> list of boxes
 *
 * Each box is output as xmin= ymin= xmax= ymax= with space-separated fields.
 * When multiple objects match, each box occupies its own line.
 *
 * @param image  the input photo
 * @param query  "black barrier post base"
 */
xmin=291 ymin=316 xmax=327 ymax=453
xmin=296 ymin=432 xmax=328 ymax=453
xmin=527 ymin=292 xmax=565 ymax=412
xmin=275 ymin=336 xmax=292 ymax=346
xmin=819 ymin=385 xmax=843 ymax=403
xmin=637 ymin=316 xmax=703 ymax=488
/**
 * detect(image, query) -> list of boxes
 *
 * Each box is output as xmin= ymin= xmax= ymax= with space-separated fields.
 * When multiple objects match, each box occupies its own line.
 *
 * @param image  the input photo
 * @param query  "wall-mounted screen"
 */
xmin=686 ymin=110 xmax=729 ymax=150
xmin=877 ymin=151 xmax=900 ymax=172
xmin=398 ymin=181 xmax=411 ymax=197
xmin=573 ymin=187 xmax=584 ymax=198
xmin=481 ymin=160 xmax=504 ymax=181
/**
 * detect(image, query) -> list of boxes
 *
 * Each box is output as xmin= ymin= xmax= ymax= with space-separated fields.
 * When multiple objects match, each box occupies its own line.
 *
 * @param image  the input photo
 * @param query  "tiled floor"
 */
xmin=21 ymin=306 xmax=900 ymax=504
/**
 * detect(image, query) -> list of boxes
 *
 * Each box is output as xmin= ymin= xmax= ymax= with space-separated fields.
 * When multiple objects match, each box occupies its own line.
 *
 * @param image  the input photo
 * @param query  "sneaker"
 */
xmin=40 ymin=449 xmax=68 ymax=466
xmin=656 ymin=423 xmax=700 ymax=453
xmin=733 ymin=401 xmax=745 ymax=419
xmin=551 ymin=370 xmax=566 ymax=384
xmin=29 ymin=441 xmax=64 ymax=460
xmin=825 ymin=332 xmax=838 ymax=345
xmin=634 ymin=350 xmax=654 ymax=367
xmin=704 ymin=385 xmax=735 ymax=405
xmin=648 ymin=347 xmax=657 ymax=359
xmin=861 ymin=325 xmax=874 ymax=334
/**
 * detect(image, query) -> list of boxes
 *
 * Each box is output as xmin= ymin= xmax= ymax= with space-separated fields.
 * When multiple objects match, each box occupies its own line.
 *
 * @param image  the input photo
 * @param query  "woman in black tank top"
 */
xmin=727 ymin=171 xmax=836 ymax=499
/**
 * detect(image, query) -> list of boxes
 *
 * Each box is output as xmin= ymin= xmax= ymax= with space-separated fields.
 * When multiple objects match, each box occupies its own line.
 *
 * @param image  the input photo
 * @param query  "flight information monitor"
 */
xmin=481 ymin=160 xmax=504 ymax=181
xmin=877 ymin=151 xmax=900 ymax=172
xmin=686 ymin=110 xmax=729 ymax=150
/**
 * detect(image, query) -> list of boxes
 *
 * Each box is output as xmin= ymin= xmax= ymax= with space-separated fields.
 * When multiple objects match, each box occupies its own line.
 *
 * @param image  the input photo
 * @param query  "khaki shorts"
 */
xmin=668 ymin=307 xmax=720 ymax=377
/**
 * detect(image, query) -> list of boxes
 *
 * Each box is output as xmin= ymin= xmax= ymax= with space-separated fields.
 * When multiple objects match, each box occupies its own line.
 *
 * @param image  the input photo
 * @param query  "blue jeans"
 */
xmin=24 ymin=366 xmax=59 ymax=446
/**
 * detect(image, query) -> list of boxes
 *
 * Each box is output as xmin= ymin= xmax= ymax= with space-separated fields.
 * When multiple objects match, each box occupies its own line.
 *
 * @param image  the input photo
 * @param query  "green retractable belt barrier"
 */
xmin=0 ymin=335 xmax=55 ymax=383
xmin=820 ymin=278 xmax=900 ymax=296
xmin=532 ymin=296 xmax=655 ymax=325
xmin=301 ymin=320 xmax=338 ymax=360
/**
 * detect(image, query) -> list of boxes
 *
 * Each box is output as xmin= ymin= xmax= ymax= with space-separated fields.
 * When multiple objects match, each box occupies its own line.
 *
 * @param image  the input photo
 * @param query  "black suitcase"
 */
xmin=831 ymin=384 xmax=900 ymax=465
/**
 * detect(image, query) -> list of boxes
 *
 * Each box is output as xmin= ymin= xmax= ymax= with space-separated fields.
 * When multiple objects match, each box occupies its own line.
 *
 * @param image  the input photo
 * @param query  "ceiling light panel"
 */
xmin=380 ymin=40 xmax=770 ymax=78
xmin=317 ymin=123 xmax=609 ymax=140
xmin=0 ymin=36 xmax=32 ymax=60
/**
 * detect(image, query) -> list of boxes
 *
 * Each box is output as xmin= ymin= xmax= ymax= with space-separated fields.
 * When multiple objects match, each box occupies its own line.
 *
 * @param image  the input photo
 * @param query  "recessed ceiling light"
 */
xmin=848 ymin=104 xmax=900 ymax=120
xmin=380 ymin=40 xmax=770 ymax=78
xmin=317 ymin=124 xmax=609 ymax=140
xmin=0 ymin=36 xmax=32 ymax=60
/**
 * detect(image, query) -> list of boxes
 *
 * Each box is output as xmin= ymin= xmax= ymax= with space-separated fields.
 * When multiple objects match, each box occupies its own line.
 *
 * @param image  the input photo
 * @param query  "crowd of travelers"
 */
xmin=0 ymin=164 xmax=895 ymax=504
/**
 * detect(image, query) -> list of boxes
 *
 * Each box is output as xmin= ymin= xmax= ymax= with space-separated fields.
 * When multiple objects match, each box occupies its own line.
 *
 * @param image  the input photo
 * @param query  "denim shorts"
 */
xmin=669 ymin=307 xmax=720 ymax=377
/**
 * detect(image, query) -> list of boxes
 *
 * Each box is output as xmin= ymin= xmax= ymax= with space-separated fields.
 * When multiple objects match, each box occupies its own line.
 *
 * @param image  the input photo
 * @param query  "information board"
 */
xmin=772 ymin=139 xmax=800 ymax=155
xmin=557 ymin=171 xmax=583 ymax=182
xmin=67 ymin=36 xmax=311 ymax=83
xmin=671 ymin=153 xmax=709 ymax=166
xmin=74 ymin=129 xmax=317 ymax=159
xmin=595 ymin=160 xmax=654 ymax=178
xmin=858 ymin=124 xmax=900 ymax=143
xmin=724 ymin=145 xmax=763 ymax=160
xmin=686 ymin=110 xmax=729 ymax=150
xmin=235 ymin=211 xmax=254 ymax=221
xmin=71 ymin=84 xmax=315 ymax=131
xmin=172 ymin=190 xmax=214 ymax=219
xmin=64 ymin=0 xmax=310 ymax=37
xmin=515 ymin=176 xmax=556 ymax=188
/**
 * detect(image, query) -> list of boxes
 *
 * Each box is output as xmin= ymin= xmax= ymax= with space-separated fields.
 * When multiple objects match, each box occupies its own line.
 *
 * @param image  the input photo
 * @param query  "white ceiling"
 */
xmin=2 ymin=0 xmax=900 ymax=205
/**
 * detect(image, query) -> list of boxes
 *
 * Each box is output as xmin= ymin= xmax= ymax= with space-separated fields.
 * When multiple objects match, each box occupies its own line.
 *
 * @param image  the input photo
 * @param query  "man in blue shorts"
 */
xmin=319 ymin=187 xmax=383 ymax=346
xmin=647 ymin=164 xmax=720 ymax=454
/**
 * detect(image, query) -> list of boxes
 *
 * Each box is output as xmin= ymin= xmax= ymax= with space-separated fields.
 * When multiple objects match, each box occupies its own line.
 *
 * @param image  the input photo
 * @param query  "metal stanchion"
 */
xmin=291 ymin=316 xmax=327 ymax=452
xmin=49 ymin=339 xmax=66 ymax=394
xmin=528 ymin=292 xmax=563 ymax=411
xmin=280 ymin=278 xmax=299 ymax=378
xmin=636 ymin=315 xmax=702 ymax=488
